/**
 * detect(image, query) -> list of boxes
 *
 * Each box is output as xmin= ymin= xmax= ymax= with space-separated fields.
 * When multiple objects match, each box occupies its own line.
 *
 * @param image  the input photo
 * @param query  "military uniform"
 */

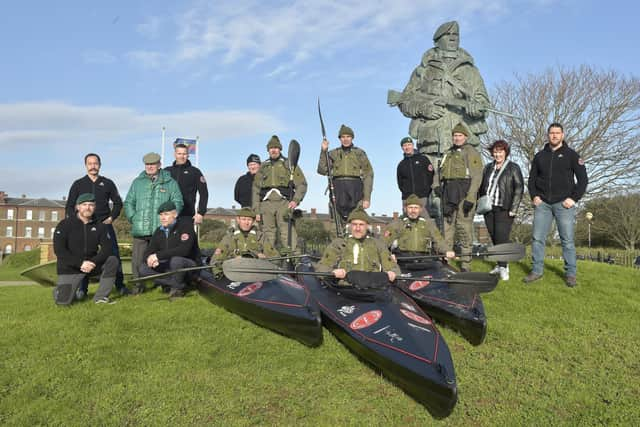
xmin=252 ymin=137 xmax=307 ymax=251
xmin=317 ymin=125 xmax=374 ymax=222
xmin=385 ymin=215 xmax=448 ymax=255
xmin=213 ymin=226 xmax=278 ymax=263
xmin=437 ymin=131 xmax=483 ymax=270
xmin=317 ymin=234 xmax=400 ymax=283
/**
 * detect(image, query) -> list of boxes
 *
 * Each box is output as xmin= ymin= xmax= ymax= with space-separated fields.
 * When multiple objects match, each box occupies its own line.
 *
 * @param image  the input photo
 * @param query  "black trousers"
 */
xmin=334 ymin=178 xmax=363 ymax=220
xmin=484 ymin=207 xmax=514 ymax=267
xmin=139 ymin=256 xmax=197 ymax=290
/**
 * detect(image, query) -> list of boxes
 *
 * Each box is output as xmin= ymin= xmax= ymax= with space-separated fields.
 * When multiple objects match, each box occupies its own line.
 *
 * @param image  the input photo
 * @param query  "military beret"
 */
xmin=157 ymin=201 xmax=177 ymax=214
xmin=75 ymin=193 xmax=95 ymax=204
xmin=246 ymin=153 xmax=261 ymax=164
xmin=236 ymin=207 xmax=256 ymax=219
xmin=433 ymin=21 xmax=459 ymax=41
xmin=347 ymin=207 xmax=371 ymax=224
xmin=266 ymin=135 xmax=282 ymax=150
xmin=405 ymin=194 xmax=422 ymax=207
xmin=338 ymin=124 xmax=354 ymax=138
xmin=143 ymin=152 xmax=161 ymax=164
xmin=452 ymin=123 xmax=469 ymax=137
xmin=400 ymin=136 xmax=413 ymax=146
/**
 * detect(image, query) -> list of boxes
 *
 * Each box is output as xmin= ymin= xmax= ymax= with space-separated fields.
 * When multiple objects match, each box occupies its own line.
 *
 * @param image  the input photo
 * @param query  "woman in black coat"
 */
xmin=478 ymin=140 xmax=524 ymax=281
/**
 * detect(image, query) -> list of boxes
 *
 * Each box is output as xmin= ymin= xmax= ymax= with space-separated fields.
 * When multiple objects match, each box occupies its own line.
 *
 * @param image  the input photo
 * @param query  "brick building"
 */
xmin=0 ymin=191 xmax=66 ymax=255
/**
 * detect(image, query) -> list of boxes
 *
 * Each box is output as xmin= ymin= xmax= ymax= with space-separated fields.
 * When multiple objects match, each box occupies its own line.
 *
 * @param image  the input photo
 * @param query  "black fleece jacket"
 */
xmin=528 ymin=143 xmax=588 ymax=204
xmin=143 ymin=217 xmax=200 ymax=263
xmin=165 ymin=160 xmax=209 ymax=217
xmin=54 ymin=216 xmax=113 ymax=274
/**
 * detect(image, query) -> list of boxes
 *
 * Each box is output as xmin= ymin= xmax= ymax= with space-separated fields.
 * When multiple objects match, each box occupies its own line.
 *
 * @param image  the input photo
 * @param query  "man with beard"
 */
xmin=234 ymin=154 xmax=261 ymax=208
xmin=65 ymin=153 xmax=128 ymax=297
xmin=53 ymin=193 xmax=119 ymax=305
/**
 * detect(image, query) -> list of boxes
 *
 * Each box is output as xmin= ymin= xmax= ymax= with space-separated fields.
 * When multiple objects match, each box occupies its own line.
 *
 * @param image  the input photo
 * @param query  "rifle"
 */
xmin=387 ymin=89 xmax=522 ymax=120
xmin=317 ymin=98 xmax=344 ymax=238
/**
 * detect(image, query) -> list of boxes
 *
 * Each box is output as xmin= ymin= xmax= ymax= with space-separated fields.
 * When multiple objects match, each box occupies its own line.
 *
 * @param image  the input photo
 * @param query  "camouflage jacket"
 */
xmin=317 ymin=234 xmax=400 ymax=274
xmin=317 ymin=146 xmax=374 ymax=201
xmin=384 ymin=216 xmax=448 ymax=254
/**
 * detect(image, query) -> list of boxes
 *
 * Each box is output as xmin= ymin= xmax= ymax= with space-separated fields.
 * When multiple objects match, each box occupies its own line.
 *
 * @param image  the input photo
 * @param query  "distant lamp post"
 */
xmin=585 ymin=212 xmax=593 ymax=257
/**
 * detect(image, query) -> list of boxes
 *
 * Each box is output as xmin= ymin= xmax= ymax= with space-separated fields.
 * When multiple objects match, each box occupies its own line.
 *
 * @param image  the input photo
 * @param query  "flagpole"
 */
xmin=195 ymin=135 xmax=200 ymax=168
xmin=161 ymin=126 xmax=166 ymax=165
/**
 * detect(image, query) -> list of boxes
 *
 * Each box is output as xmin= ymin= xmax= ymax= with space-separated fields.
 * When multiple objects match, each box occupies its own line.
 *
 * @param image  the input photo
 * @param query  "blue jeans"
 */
xmin=531 ymin=201 xmax=577 ymax=276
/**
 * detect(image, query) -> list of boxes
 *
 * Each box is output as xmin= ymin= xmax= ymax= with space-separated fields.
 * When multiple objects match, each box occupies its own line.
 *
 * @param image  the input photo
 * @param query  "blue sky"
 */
xmin=1 ymin=0 xmax=638 ymax=215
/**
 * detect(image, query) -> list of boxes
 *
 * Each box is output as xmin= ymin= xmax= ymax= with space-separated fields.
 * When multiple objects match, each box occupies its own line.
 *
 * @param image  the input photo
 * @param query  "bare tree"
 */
xmin=486 ymin=65 xmax=640 ymax=198
xmin=584 ymin=192 xmax=640 ymax=250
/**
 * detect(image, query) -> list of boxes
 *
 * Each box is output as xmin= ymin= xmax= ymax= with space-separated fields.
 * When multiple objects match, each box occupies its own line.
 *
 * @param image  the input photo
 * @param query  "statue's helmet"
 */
xmin=433 ymin=21 xmax=459 ymax=42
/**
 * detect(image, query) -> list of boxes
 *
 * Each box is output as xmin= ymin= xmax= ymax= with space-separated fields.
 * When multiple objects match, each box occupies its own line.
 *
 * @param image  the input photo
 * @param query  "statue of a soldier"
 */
xmin=388 ymin=21 xmax=490 ymax=230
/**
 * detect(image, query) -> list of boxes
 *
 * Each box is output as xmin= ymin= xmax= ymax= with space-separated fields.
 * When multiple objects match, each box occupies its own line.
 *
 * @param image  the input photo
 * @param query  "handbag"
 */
xmin=476 ymin=195 xmax=492 ymax=214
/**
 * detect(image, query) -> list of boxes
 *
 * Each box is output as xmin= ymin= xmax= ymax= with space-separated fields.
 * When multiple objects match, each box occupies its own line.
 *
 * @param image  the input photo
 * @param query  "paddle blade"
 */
xmin=288 ymin=139 xmax=301 ymax=170
xmin=222 ymin=258 xmax=283 ymax=282
xmin=485 ymin=243 xmax=526 ymax=262
xmin=445 ymin=272 xmax=499 ymax=294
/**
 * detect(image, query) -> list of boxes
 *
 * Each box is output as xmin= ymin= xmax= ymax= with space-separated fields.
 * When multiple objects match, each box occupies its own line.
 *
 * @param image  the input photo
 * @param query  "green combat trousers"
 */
xmin=444 ymin=202 xmax=475 ymax=271
xmin=259 ymin=199 xmax=297 ymax=252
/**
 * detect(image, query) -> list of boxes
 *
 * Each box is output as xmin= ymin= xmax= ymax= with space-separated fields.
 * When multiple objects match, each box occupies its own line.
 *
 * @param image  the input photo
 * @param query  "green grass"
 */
xmin=0 ymin=249 xmax=40 ymax=281
xmin=1 ymin=260 xmax=639 ymax=425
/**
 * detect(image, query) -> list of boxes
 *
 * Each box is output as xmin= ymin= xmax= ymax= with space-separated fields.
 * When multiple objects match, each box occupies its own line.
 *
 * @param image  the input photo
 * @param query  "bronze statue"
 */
xmin=388 ymin=21 xmax=490 ymax=154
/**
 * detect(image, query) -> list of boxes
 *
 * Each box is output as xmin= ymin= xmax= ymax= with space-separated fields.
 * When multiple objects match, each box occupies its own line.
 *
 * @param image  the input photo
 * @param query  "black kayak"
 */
xmin=396 ymin=260 xmax=487 ymax=346
xmin=296 ymin=262 xmax=457 ymax=419
xmin=195 ymin=270 xmax=323 ymax=348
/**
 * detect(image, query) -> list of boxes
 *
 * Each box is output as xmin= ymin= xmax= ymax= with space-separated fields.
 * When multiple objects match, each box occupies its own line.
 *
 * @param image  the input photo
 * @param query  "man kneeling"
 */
xmin=53 ymin=193 xmax=119 ymax=305
xmin=138 ymin=201 xmax=199 ymax=299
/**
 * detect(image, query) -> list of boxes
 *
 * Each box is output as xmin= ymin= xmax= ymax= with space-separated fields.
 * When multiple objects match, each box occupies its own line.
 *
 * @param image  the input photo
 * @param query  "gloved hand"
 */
xmin=432 ymin=186 xmax=442 ymax=198
xmin=463 ymin=200 xmax=474 ymax=217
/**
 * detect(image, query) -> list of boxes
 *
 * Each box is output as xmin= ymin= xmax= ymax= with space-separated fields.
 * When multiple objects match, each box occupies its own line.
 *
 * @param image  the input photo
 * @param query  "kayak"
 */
xmin=396 ymin=260 xmax=487 ymax=346
xmin=195 ymin=270 xmax=323 ymax=348
xmin=20 ymin=257 xmax=133 ymax=287
xmin=296 ymin=261 xmax=457 ymax=419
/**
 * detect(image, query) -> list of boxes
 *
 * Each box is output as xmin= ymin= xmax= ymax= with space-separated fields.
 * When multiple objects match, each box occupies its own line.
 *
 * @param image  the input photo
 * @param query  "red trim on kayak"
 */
xmin=197 ymin=277 xmax=311 ymax=308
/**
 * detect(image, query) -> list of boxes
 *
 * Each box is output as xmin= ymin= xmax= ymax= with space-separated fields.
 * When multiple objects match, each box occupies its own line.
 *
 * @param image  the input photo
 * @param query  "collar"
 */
xmin=159 ymin=220 xmax=177 ymax=233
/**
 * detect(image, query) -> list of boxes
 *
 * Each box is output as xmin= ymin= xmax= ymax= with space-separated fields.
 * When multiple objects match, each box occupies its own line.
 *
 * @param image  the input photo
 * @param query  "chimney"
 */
xmin=231 ymin=205 xmax=236 ymax=209
xmin=62 ymin=196 xmax=66 ymax=201
xmin=0 ymin=191 xmax=6 ymax=204
xmin=21 ymin=194 xmax=27 ymax=198
xmin=311 ymin=208 xmax=317 ymax=219
xmin=392 ymin=211 xmax=399 ymax=220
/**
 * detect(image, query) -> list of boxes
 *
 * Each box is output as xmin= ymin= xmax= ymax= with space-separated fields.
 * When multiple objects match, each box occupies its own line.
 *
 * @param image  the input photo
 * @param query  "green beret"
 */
xmin=347 ymin=208 xmax=370 ymax=224
xmin=452 ymin=123 xmax=469 ymax=137
xmin=338 ymin=124 xmax=354 ymax=138
xmin=405 ymin=194 xmax=422 ymax=207
xmin=400 ymin=136 xmax=413 ymax=146
xmin=266 ymin=135 xmax=282 ymax=150
xmin=433 ymin=21 xmax=459 ymax=41
xmin=236 ymin=207 xmax=256 ymax=219
xmin=157 ymin=201 xmax=177 ymax=214
xmin=75 ymin=193 xmax=95 ymax=204
xmin=143 ymin=152 xmax=161 ymax=164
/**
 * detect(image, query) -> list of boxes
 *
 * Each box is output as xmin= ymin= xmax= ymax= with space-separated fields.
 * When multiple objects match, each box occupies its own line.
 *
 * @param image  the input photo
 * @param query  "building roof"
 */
xmin=3 ymin=197 xmax=66 ymax=208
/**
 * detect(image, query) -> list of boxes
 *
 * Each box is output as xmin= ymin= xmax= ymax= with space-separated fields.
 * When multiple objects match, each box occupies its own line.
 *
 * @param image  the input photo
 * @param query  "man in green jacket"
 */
xmin=124 ymin=152 xmax=184 ymax=280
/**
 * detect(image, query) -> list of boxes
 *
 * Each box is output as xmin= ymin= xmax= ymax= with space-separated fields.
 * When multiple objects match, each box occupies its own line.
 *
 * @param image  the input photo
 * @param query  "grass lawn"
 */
xmin=1 ymin=259 xmax=639 ymax=426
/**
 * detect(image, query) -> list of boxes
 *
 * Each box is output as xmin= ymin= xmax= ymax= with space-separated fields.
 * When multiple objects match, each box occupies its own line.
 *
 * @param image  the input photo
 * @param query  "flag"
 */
xmin=174 ymin=138 xmax=197 ymax=155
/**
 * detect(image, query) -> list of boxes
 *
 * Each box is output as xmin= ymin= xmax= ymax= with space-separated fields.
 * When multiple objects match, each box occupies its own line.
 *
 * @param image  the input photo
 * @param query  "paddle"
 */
xmin=287 ymin=139 xmax=301 ymax=249
xmin=396 ymin=243 xmax=525 ymax=263
xmin=222 ymin=258 xmax=498 ymax=293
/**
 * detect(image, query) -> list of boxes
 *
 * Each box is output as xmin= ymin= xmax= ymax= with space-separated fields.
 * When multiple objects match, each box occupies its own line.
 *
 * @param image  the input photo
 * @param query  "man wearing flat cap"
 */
xmin=125 ymin=152 xmax=184 ymax=282
xmin=433 ymin=123 xmax=483 ymax=271
xmin=317 ymin=207 xmax=400 ymax=285
xmin=252 ymin=136 xmax=307 ymax=252
xmin=212 ymin=207 xmax=278 ymax=272
xmin=52 ymin=193 xmax=120 ymax=305
xmin=138 ymin=201 xmax=200 ymax=298
xmin=234 ymin=153 xmax=261 ymax=208
xmin=317 ymin=124 xmax=374 ymax=228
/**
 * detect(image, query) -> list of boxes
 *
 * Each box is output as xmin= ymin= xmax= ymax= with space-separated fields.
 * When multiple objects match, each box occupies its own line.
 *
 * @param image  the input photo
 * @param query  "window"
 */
xmin=7 ymin=209 xmax=14 ymax=220
xmin=38 ymin=227 xmax=45 ymax=238
xmin=24 ymin=245 xmax=32 ymax=251
xmin=25 ymin=227 xmax=32 ymax=238
xmin=6 ymin=226 xmax=13 ymax=237
xmin=39 ymin=211 xmax=45 ymax=221
xmin=51 ymin=211 xmax=58 ymax=221
xmin=4 ymin=244 xmax=12 ymax=254
xmin=26 ymin=210 xmax=33 ymax=220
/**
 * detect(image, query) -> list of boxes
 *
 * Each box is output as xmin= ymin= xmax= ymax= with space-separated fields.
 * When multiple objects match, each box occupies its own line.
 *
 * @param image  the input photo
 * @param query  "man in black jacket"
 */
xmin=165 ymin=143 xmax=209 ymax=225
xmin=234 ymin=154 xmax=261 ymax=208
xmin=396 ymin=137 xmax=434 ymax=215
xmin=65 ymin=153 xmax=127 ymax=296
xmin=524 ymin=123 xmax=588 ymax=287
xmin=138 ymin=201 xmax=199 ymax=298
xmin=53 ymin=193 xmax=119 ymax=305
